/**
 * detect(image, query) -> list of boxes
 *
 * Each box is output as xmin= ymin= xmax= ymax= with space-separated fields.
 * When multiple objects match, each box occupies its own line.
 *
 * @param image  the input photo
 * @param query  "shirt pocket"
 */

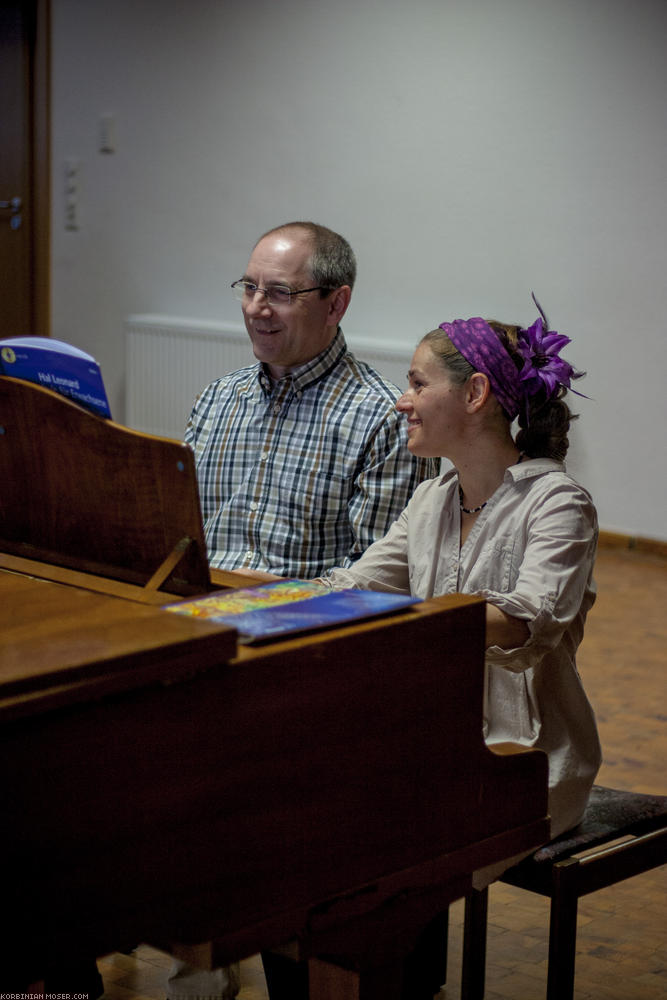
xmin=275 ymin=467 xmax=351 ymax=528
xmin=466 ymin=534 xmax=518 ymax=594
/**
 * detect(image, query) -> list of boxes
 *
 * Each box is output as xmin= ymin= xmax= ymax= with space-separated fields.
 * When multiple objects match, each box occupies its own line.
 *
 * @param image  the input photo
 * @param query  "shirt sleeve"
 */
xmin=344 ymin=408 xmax=436 ymax=564
xmin=184 ymin=379 xmax=217 ymax=452
xmin=483 ymin=484 xmax=598 ymax=673
xmin=323 ymin=505 xmax=413 ymax=593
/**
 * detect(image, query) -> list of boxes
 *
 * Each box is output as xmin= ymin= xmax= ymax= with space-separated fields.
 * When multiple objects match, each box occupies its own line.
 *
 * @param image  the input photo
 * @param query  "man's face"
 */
xmin=241 ymin=231 xmax=338 ymax=378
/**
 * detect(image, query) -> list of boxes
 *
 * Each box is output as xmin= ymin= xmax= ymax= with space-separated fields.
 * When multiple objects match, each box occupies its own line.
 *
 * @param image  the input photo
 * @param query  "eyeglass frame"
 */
xmin=231 ymin=279 xmax=334 ymax=307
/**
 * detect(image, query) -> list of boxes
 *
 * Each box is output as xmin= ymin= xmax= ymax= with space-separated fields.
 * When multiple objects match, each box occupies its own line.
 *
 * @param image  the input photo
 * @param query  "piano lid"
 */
xmin=0 ymin=375 xmax=211 ymax=596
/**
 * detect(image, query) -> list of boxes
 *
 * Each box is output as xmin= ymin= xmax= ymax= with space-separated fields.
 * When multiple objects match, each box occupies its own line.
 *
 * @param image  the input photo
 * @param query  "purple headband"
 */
xmin=439 ymin=318 xmax=524 ymax=418
xmin=439 ymin=305 xmax=577 ymax=420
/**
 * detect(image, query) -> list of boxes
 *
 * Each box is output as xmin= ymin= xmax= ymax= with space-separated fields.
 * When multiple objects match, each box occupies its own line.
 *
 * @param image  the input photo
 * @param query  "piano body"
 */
xmin=0 ymin=375 xmax=549 ymax=997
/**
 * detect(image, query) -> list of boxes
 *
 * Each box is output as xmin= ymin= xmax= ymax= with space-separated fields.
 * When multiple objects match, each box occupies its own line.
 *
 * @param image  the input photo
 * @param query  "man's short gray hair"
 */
xmin=257 ymin=221 xmax=357 ymax=294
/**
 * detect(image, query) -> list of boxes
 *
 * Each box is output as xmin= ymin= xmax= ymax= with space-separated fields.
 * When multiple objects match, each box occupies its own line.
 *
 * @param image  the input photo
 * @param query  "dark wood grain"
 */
xmin=0 ymin=375 xmax=210 ymax=594
xmin=1 ymin=584 xmax=548 ymax=996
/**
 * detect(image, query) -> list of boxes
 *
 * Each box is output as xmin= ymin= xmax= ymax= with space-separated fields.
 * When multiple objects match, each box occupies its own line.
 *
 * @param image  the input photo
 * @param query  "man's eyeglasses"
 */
xmin=231 ymin=280 xmax=332 ymax=307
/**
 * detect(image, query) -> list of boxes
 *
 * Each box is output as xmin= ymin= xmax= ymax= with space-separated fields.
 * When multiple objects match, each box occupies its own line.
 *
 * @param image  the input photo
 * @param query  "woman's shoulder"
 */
xmin=510 ymin=459 xmax=598 ymax=535
xmin=409 ymin=465 xmax=458 ymax=500
xmin=512 ymin=457 xmax=594 ymax=501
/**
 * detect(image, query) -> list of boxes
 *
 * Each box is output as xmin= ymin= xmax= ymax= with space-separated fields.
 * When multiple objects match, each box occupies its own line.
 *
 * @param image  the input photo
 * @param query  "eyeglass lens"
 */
xmin=232 ymin=281 xmax=292 ymax=305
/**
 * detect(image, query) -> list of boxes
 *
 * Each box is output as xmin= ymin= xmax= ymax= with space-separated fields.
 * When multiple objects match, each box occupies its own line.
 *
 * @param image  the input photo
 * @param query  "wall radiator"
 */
xmin=125 ymin=314 xmax=414 ymax=440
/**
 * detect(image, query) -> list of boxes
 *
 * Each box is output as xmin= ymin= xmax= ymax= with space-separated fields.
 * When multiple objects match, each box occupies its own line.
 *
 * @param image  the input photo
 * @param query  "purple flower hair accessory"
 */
xmin=515 ymin=293 xmax=589 ymax=403
xmin=516 ymin=316 xmax=575 ymax=398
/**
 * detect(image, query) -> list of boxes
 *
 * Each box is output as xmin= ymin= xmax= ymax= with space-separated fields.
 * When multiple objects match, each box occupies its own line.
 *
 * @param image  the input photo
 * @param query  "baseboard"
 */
xmin=598 ymin=531 xmax=667 ymax=560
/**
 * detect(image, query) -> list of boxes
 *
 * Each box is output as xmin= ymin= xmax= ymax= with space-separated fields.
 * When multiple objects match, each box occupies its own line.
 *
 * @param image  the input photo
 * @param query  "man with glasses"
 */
xmin=186 ymin=220 xmax=435 ymax=580
xmin=166 ymin=222 xmax=436 ymax=1000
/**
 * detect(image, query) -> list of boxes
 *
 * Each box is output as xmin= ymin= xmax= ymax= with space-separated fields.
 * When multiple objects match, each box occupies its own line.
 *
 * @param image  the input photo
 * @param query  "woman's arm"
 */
xmin=323 ymin=506 xmax=412 ymax=593
xmin=485 ymin=603 xmax=530 ymax=650
xmin=483 ymin=479 xmax=598 ymax=669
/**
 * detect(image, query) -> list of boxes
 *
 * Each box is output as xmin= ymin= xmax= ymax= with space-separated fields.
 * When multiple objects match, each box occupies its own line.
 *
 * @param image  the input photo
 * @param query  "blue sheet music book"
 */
xmin=0 ymin=336 xmax=112 ymax=418
xmin=163 ymin=579 xmax=420 ymax=643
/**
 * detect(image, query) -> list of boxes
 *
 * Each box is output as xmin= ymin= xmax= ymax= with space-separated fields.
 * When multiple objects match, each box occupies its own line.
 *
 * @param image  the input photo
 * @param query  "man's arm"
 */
xmin=346 ymin=409 xmax=436 ymax=563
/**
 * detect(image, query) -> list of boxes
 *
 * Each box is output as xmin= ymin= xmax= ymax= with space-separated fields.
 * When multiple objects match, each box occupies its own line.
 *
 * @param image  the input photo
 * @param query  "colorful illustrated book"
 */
xmin=163 ymin=579 xmax=420 ymax=643
xmin=0 ymin=336 xmax=112 ymax=418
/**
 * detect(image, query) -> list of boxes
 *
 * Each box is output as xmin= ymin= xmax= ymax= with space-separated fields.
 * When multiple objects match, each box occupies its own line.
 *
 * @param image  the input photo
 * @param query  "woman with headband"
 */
xmin=262 ymin=307 xmax=602 ymax=1000
xmin=322 ymin=310 xmax=601 ymax=999
xmin=325 ymin=308 xmax=602 ymax=840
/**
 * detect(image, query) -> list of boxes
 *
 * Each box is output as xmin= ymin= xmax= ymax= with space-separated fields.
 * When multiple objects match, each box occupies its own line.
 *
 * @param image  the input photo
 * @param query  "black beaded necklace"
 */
xmin=458 ymin=485 xmax=487 ymax=514
xmin=458 ymin=453 xmax=524 ymax=515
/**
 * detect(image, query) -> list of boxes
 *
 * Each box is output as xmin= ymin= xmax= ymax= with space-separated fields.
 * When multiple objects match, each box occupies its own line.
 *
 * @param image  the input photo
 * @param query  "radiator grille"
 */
xmin=125 ymin=314 xmax=413 ymax=439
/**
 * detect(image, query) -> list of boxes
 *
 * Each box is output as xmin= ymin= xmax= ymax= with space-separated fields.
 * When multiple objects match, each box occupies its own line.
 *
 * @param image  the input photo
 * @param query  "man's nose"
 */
xmin=244 ymin=288 xmax=272 ymax=316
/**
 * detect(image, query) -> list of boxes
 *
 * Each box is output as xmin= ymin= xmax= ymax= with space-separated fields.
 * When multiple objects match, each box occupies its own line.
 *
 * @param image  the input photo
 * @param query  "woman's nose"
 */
xmin=396 ymin=390 xmax=413 ymax=413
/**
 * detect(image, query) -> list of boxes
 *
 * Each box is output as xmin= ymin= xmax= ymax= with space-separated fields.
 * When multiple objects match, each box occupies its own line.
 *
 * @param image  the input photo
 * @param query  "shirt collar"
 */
xmin=257 ymin=327 xmax=348 ymax=396
xmin=505 ymin=456 xmax=565 ymax=481
xmin=438 ymin=455 xmax=564 ymax=489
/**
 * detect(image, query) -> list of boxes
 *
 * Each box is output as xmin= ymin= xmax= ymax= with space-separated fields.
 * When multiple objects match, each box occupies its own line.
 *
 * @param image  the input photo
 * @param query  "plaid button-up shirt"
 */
xmin=185 ymin=328 xmax=436 ymax=577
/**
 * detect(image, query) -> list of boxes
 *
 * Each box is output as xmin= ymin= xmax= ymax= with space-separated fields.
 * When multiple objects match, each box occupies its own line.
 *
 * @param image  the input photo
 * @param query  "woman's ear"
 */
xmin=466 ymin=372 xmax=490 ymax=412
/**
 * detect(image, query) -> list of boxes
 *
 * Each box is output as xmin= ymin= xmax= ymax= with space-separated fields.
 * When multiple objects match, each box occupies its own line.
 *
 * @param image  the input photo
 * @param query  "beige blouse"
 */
xmin=324 ymin=458 xmax=602 ymax=838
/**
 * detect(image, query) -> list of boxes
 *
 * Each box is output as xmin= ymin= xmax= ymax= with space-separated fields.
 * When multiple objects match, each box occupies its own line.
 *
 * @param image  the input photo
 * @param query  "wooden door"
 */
xmin=0 ymin=0 xmax=50 ymax=339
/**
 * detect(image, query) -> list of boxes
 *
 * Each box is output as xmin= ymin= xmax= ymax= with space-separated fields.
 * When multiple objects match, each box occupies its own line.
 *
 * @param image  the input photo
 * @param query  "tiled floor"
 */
xmin=93 ymin=545 xmax=665 ymax=998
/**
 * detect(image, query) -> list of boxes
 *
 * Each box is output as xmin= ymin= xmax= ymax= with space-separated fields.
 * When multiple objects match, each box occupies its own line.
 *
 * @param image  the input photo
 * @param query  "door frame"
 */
xmin=29 ymin=0 xmax=51 ymax=336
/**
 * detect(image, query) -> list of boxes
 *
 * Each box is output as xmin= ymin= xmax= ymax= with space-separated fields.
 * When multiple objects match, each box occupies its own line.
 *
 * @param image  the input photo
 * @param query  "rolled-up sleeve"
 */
xmin=483 ymin=485 xmax=598 ymax=673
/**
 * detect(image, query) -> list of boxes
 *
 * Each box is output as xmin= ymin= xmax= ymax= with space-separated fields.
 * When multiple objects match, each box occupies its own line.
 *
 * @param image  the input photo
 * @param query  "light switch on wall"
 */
xmin=64 ymin=158 xmax=80 ymax=230
xmin=99 ymin=113 xmax=116 ymax=153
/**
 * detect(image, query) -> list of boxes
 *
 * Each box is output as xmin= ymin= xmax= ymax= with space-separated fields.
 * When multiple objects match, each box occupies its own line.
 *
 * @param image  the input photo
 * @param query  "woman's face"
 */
xmin=396 ymin=342 xmax=467 ymax=458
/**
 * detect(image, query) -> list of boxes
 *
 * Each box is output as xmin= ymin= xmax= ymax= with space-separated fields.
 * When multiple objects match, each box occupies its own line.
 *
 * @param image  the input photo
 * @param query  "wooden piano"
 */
xmin=0 ymin=375 xmax=549 ymax=998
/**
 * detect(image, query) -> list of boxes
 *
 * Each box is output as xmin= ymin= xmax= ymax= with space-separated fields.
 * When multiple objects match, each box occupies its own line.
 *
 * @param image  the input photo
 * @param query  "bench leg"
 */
xmin=462 ymin=888 xmax=488 ymax=1000
xmin=546 ymin=858 xmax=579 ymax=1000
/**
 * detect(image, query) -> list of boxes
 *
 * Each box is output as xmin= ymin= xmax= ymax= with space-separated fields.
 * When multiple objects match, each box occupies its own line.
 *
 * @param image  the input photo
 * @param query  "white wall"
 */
xmin=50 ymin=0 xmax=667 ymax=540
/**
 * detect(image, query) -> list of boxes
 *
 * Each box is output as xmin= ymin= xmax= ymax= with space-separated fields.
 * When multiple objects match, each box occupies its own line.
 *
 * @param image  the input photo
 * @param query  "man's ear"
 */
xmin=327 ymin=285 xmax=352 ymax=327
xmin=467 ymin=372 xmax=491 ymax=412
